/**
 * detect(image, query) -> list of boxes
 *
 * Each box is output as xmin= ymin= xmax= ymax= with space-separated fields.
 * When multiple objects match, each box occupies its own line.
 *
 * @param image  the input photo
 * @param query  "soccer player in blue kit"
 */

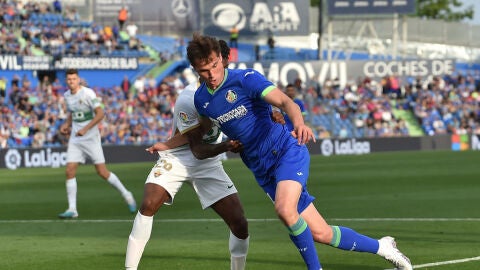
xmin=187 ymin=33 xmax=413 ymax=270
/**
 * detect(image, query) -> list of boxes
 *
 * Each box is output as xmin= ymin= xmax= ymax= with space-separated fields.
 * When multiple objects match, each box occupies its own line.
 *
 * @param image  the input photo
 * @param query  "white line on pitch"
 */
xmin=385 ymin=255 xmax=480 ymax=269
xmin=0 ymin=218 xmax=479 ymax=223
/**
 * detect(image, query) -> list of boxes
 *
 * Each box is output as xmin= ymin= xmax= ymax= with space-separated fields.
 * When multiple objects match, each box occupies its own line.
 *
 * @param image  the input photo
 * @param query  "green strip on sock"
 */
xmin=330 ymin=225 xmax=342 ymax=247
xmin=287 ymin=217 xmax=308 ymax=236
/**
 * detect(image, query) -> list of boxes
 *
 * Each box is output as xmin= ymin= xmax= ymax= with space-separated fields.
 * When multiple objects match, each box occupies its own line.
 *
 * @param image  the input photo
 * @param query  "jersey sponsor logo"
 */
xmin=225 ymin=90 xmax=237 ymax=103
xmin=227 ymin=184 xmax=234 ymax=189
xmin=216 ymin=105 xmax=247 ymax=124
xmin=203 ymin=102 xmax=209 ymax=108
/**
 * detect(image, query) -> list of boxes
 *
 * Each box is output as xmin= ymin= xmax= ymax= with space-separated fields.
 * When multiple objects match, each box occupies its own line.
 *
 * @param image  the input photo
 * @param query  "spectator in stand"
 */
xmin=125 ymin=21 xmax=138 ymax=38
xmin=282 ymin=83 xmax=306 ymax=132
xmin=388 ymin=74 xmax=401 ymax=99
xmin=229 ymin=24 xmax=239 ymax=48
xmin=120 ymin=75 xmax=131 ymax=99
xmin=0 ymin=77 xmax=6 ymax=98
xmin=53 ymin=0 xmax=62 ymax=14
xmin=267 ymin=30 xmax=275 ymax=50
xmin=118 ymin=6 xmax=128 ymax=30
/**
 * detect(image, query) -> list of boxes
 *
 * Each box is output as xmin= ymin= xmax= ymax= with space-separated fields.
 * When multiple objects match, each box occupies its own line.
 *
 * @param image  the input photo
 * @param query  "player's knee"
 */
xmin=96 ymin=168 xmax=110 ymax=179
xmin=139 ymin=197 xmax=163 ymax=216
xmin=230 ymin=217 xmax=248 ymax=239
xmin=65 ymin=167 xmax=75 ymax=178
xmin=274 ymin=204 xmax=297 ymax=225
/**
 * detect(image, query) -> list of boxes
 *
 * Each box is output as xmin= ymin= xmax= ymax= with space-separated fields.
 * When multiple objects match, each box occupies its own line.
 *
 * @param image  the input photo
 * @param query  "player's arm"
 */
xmin=187 ymin=117 xmax=242 ymax=160
xmin=145 ymin=131 xmax=189 ymax=153
xmin=264 ymin=88 xmax=315 ymax=144
xmin=76 ymin=106 xmax=104 ymax=136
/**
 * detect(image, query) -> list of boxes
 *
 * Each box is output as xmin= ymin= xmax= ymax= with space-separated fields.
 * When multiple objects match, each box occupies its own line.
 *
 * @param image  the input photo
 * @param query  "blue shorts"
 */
xmin=257 ymin=142 xmax=315 ymax=214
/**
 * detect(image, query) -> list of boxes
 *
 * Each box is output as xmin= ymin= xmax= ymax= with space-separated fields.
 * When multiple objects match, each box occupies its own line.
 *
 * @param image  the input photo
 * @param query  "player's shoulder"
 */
xmin=81 ymin=86 xmax=97 ymax=96
xmin=227 ymin=68 xmax=258 ymax=77
xmin=177 ymin=85 xmax=195 ymax=103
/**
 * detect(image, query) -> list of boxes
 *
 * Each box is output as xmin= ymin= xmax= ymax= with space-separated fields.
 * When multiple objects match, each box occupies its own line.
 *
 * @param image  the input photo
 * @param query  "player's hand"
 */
xmin=225 ymin=140 xmax=243 ymax=153
xmin=271 ymin=111 xmax=285 ymax=125
xmin=293 ymin=124 xmax=316 ymax=145
xmin=75 ymin=128 xmax=86 ymax=137
xmin=60 ymin=124 xmax=71 ymax=135
xmin=146 ymin=142 xmax=169 ymax=154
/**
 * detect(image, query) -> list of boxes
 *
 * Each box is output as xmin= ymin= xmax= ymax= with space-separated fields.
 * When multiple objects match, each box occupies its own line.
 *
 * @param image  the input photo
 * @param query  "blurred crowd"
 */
xmin=0 ymin=72 xmax=178 ymax=148
xmin=2 ymin=70 xmax=480 ymax=149
xmin=0 ymin=0 xmax=145 ymax=56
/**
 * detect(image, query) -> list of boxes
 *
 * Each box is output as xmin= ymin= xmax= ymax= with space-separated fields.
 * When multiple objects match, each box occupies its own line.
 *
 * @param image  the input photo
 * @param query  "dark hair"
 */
xmin=187 ymin=33 xmax=221 ymax=66
xmin=66 ymin=69 xmax=78 ymax=76
xmin=219 ymin=39 xmax=230 ymax=60
xmin=286 ymin=83 xmax=295 ymax=88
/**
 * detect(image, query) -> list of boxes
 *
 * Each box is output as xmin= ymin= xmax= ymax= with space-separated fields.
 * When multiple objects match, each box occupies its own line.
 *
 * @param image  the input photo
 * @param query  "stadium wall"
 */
xmin=1 ymin=135 xmax=477 ymax=170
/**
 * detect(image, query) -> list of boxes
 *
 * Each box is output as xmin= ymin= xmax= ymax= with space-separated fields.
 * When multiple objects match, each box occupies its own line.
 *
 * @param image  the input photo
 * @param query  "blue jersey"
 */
xmin=194 ymin=69 xmax=300 ymax=181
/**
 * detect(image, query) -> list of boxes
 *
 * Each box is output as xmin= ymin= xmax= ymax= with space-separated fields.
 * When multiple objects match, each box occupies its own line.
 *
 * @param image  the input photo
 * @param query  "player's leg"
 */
xmin=272 ymin=143 xmax=321 ymax=270
xmin=126 ymin=183 xmax=170 ymax=270
xmin=302 ymin=204 xmax=380 ymax=251
xmin=59 ymin=142 xmax=84 ymax=219
xmin=58 ymin=161 xmax=79 ymax=218
xmin=86 ymin=141 xmax=137 ymax=213
xmin=192 ymin=165 xmax=249 ymax=270
xmin=275 ymin=180 xmax=321 ymax=270
xmin=126 ymin=155 xmax=186 ymax=270
xmin=95 ymin=162 xmax=137 ymax=213
xmin=210 ymin=193 xmax=249 ymax=270
xmin=301 ymin=203 xmax=412 ymax=270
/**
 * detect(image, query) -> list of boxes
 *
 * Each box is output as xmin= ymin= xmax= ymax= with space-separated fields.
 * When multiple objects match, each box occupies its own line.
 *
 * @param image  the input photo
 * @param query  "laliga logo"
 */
xmin=5 ymin=149 xmax=22 ymax=170
xmin=211 ymin=3 xmax=246 ymax=31
xmin=321 ymin=140 xmax=334 ymax=157
xmin=320 ymin=139 xmax=371 ymax=156
xmin=171 ymin=0 xmax=193 ymax=18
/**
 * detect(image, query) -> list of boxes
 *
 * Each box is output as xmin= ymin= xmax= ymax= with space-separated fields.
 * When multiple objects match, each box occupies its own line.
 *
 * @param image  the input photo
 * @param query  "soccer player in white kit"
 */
xmin=125 ymin=41 xmax=251 ymax=270
xmin=58 ymin=69 xmax=137 ymax=219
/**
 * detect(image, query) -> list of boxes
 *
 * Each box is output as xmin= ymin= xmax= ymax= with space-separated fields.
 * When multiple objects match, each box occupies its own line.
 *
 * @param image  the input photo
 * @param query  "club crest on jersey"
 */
xmin=225 ymin=90 xmax=237 ymax=103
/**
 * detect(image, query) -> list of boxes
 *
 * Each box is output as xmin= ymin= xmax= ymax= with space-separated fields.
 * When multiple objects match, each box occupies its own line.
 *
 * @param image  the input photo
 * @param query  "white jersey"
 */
xmin=164 ymin=82 xmax=223 ymax=167
xmin=64 ymin=86 xmax=102 ymax=142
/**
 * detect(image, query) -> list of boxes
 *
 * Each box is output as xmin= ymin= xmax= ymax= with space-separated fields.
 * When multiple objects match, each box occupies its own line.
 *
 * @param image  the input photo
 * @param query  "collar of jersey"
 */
xmin=207 ymin=69 xmax=228 ymax=95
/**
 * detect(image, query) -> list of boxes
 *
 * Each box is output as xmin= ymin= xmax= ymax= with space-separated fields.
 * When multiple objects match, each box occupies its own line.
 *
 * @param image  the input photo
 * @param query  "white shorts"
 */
xmin=145 ymin=152 xmax=237 ymax=209
xmin=66 ymin=137 xmax=105 ymax=164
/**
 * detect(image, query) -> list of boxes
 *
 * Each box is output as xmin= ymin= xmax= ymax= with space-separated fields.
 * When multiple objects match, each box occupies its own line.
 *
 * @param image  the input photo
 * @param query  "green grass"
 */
xmin=1 ymin=150 xmax=479 ymax=269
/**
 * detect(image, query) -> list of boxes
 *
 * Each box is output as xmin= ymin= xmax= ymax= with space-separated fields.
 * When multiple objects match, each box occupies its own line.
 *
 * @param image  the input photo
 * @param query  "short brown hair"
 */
xmin=219 ymin=39 xmax=230 ymax=60
xmin=187 ymin=33 xmax=221 ymax=67
xmin=66 ymin=69 xmax=79 ymax=76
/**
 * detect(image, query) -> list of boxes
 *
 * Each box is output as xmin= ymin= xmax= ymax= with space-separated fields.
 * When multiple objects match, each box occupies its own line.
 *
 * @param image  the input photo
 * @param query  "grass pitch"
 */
xmin=1 ymin=150 xmax=479 ymax=269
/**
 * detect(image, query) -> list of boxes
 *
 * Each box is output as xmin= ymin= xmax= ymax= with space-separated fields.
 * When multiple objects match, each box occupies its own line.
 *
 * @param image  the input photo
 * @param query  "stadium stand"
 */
xmin=1 ymin=0 xmax=480 ymax=149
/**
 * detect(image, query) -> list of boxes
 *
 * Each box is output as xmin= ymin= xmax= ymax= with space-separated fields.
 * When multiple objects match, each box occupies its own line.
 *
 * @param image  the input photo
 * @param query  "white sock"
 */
xmin=229 ymin=231 xmax=249 ymax=270
xmin=107 ymin=172 xmax=129 ymax=195
xmin=125 ymin=212 xmax=154 ymax=269
xmin=66 ymin=178 xmax=77 ymax=211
